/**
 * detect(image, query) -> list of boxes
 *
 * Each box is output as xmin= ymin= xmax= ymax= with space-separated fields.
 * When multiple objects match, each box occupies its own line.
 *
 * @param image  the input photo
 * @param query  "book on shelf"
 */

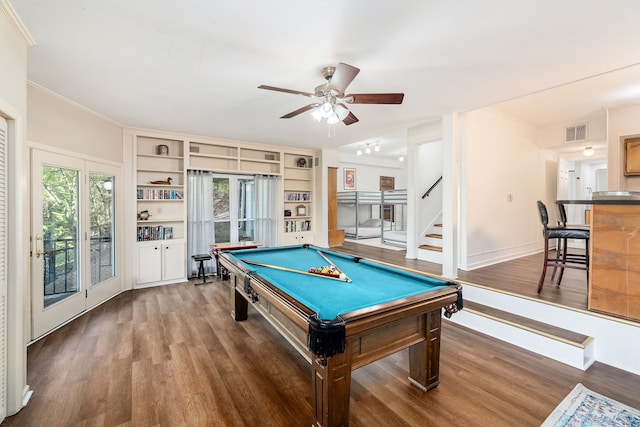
xmin=284 ymin=220 xmax=311 ymax=233
xmin=137 ymin=225 xmax=175 ymax=241
xmin=285 ymin=192 xmax=310 ymax=201
xmin=137 ymin=188 xmax=184 ymax=200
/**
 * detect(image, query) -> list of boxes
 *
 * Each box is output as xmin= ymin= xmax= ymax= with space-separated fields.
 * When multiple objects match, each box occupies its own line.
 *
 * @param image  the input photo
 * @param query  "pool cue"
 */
xmin=316 ymin=250 xmax=352 ymax=283
xmin=240 ymin=259 xmax=349 ymax=282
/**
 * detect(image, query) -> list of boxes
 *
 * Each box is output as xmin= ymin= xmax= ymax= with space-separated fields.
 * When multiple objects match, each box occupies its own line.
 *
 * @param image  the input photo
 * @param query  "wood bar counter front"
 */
xmin=559 ymin=195 xmax=640 ymax=322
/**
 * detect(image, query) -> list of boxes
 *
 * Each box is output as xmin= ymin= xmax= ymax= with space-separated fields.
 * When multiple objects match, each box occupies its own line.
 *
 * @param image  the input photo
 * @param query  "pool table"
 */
xmin=219 ymin=244 xmax=463 ymax=427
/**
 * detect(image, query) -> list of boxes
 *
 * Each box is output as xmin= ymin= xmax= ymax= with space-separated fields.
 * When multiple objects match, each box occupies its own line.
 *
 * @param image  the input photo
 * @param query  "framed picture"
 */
xmin=296 ymin=205 xmax=306 ymax=216
xmin=624 ymin=138 xmax=640 ymax=176
xmin=344 ymin=168 xmax=356 ymax=190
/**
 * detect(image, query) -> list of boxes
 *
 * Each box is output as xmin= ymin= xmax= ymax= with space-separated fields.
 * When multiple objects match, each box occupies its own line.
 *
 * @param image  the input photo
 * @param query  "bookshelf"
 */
xmin=189 ymin=140 xmax=281 ymax=174
xmin=282 ymin=152 xmax=314 ymax=245
xmin=134 ymin=134 xmax=186 ymax=286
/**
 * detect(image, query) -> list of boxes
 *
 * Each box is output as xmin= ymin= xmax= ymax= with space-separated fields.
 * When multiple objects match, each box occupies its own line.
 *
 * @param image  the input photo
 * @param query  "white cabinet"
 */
xmin=281 ymin=231 xmax=313 ymax=246
xmin=136 ymin=240 xmax=186 ymax=286
xmin=162 ymin=241 xmax=186 ymax=281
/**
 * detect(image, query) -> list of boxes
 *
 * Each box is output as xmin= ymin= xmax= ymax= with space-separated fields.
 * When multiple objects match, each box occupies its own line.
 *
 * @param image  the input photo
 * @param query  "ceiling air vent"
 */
xmin=565 ymin=123 xmax=588 ymax=143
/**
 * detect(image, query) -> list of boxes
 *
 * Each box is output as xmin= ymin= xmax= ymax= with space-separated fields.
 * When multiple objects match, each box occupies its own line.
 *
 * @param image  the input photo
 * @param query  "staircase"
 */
xmin=419 ymin=223 xmax=442 ymax=252
xmin=451 ymin=283 xmax=596 ymax=370
xmin=418 ymin=223 xmax=443 ymax=263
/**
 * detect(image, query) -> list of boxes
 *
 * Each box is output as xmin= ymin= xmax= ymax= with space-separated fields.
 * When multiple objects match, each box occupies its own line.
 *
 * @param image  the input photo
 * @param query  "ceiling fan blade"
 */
xmin=327 ymin=63 xmax=360 ymax=93
xmin=342 ymin=111 xmax=359 ymax=126
xmin=280 ymin=104 xmax=319 ymax=119
xmin=258 ymin=85 xmax=314 ymax=97
xmin=347 ymin=93 xmax=405 ymax=104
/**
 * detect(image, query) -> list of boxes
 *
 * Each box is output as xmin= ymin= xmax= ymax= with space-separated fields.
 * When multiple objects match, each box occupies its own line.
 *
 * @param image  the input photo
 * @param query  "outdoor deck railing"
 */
xmin=43 ymin=233 xmax=114 ymax=297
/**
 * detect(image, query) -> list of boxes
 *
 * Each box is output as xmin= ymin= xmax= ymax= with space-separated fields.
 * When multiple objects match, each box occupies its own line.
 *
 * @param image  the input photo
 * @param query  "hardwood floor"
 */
xmin=338 ymin=241 xmax=589 ymax=311
xmin=4 ymin=243 xmax=640 ymax=426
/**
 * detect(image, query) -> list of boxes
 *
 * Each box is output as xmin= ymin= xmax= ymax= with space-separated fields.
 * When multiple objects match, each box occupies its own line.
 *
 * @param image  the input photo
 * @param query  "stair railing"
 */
xmin=421 ymin=176 xmax=442 ymax=199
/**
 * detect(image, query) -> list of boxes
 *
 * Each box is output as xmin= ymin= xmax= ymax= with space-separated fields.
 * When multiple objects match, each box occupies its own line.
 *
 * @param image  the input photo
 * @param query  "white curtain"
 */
xmin=187 ymin=170 xmax=215 ymax=276
xmin=254 ymin=175 xmax=280 ymax=247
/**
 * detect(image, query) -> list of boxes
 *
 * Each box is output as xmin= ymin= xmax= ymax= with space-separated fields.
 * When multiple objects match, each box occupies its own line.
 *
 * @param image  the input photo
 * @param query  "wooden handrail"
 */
xmin=421 ymin=176 xmax=442 ymax=199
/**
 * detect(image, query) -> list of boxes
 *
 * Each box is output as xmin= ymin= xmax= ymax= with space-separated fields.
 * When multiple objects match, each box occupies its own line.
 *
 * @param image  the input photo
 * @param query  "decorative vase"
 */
xmin=157 ymin=144 xmax=169 ymax=156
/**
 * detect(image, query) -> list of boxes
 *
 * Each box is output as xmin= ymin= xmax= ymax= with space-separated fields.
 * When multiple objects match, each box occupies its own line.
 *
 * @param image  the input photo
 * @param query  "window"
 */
xmin=212 ymin=175 xmax=255 ymax=244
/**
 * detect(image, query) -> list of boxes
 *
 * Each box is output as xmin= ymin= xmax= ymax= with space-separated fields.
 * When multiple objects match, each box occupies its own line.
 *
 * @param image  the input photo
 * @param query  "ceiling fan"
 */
xmin=258 ymin=62 xmax=404 ymax=126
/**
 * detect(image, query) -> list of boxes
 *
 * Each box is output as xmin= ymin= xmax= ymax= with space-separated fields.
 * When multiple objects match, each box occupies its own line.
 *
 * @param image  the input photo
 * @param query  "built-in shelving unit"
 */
xmin=188 ymin=140 xmax=281 ymax=174
xmin=134 ymin=134 xmax=187 ymax=287
xmin=282 ymin=152 xmax=314 ymax=245
xmin=136 ymin=136 xmax=185 ymax=241
xmin=128 ymin=130 xmax=318 ymax=286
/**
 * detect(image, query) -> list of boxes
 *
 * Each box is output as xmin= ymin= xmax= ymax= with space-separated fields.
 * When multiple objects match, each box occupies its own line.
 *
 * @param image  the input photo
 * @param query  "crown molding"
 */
xmin=1 ymin=0 xmax=36 ymax=46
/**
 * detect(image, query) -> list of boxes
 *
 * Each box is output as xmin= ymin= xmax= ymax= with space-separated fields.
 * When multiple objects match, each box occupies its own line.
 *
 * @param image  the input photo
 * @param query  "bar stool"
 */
xmin=536 ymin=201 xmax=590 ymax=294
xmin=553 ymin=203 xmax=590 ymax=282
xmin=192 ymin=253 xmax=212 ymax=285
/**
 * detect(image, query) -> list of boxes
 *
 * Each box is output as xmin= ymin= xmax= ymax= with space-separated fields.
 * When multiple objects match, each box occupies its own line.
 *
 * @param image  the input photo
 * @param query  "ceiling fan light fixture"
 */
xmin=319 ymin=101 xmax=334 ymax=118
xmin=334 ymin=104 xmax=349 ymax=121
xmin=310 ymin=107 xmax=323 ymax=122
xmin=259 ymin=62 xmax=403 ymax=126
xmin=327 ymin=114 xmax=340 ymax=125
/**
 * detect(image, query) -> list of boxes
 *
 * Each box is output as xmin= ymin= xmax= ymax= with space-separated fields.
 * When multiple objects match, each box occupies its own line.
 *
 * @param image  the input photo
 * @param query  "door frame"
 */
xmin=212 ymin=173 xmax=255 ymax=244
xmin=30 ymin=149 xmax=123 ymax=339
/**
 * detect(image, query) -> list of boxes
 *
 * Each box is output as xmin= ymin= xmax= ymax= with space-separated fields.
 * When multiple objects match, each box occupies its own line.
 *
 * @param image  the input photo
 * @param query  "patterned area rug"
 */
xmin=542 ymin=383 xmax=640 ymax=426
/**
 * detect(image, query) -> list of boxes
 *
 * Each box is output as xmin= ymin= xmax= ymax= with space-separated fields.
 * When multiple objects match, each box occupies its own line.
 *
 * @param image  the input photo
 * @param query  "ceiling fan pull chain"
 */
xmin=328 ymin=123 xmax=336 ymax=138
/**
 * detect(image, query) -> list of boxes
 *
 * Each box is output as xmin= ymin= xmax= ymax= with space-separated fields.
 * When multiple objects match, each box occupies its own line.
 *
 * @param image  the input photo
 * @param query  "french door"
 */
xmin=212 ymin=174 xmax=255 ymax=244
xmin=31 ymin=150 xmax=121 ymax=339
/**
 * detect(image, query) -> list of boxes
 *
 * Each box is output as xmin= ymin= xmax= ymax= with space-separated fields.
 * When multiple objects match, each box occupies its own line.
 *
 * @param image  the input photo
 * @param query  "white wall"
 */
xmin=337 ymin=156 xmax=406 ymax=191
xmin=27 ymin=84 xmax=123 ymax=162
xmin=336 ymin=156 xmax=407 ymax=227
xmin=416 ymin=140 xmax=443 ymax=236
xmin=461 ymin=108 xmax=541 ymax=269
xmin=536 ymin=109 xmax=607 ymax=148
xmin=0 ymin=0 xmax=31 ymax=417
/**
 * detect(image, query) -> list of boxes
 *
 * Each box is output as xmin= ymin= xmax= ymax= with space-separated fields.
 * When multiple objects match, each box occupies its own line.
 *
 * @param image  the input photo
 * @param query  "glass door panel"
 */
xmin=31 ymin=150 xmax=85 ymax=339
xmin=238 ymin=178 xmax=255 ymax=241
xmin=89 ymin=172 xmax=115 ymax=285
xmin=213 ymin=177 xmax=231 ymax=243
xmin=212 ymin=175 xmax=255 ymax=244
xmin=42 ymin=165 xmax=80 ymax=308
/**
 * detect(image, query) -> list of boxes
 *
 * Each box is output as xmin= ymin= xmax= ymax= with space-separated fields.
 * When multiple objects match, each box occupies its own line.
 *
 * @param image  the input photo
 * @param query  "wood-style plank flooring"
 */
xmin=4 ymin=243 xmax=639 ymax=426
xmin=339 ymin=241 xmax=589 ymax=311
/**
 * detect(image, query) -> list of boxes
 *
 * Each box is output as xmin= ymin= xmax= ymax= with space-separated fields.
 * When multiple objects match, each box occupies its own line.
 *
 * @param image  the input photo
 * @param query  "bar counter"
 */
xmin=558 ymin=195 xmax=640 ymax=322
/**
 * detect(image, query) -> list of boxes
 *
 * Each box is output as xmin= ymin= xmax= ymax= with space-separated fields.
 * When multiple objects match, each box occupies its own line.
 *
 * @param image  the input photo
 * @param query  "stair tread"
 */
xmin=419 ymin=244 xmax=442 ymax=252
xmin=464 ymin=301 xmax=591 ymax=345
xmin=425 ymin=233 xmax=442 ymax=239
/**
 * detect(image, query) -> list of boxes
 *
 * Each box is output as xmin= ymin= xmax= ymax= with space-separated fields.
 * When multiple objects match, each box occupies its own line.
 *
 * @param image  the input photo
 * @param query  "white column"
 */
xmin=405 ymin=137 xmax=418 ymax=259
xmin=442 ymin=113 xmax=460 ymax=278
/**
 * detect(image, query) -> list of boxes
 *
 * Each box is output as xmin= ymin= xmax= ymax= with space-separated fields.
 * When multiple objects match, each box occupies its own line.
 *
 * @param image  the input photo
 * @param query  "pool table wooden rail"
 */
xmin=220 ymin=251 xmax=461 ymax=427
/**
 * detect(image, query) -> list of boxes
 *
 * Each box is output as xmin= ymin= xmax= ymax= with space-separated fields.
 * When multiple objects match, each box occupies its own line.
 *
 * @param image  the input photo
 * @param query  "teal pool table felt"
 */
xmin=227 ymin=245 xmax=450 ymax=320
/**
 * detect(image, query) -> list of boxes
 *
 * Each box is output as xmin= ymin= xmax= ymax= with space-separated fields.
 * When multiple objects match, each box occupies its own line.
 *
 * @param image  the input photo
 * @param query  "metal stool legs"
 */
xmin=192 ymin=253 xmax=212 ymax=285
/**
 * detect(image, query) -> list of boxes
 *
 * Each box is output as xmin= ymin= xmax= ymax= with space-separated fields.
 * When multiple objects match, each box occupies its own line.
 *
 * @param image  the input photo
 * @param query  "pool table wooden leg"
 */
xmin=311 ymin=349 xmax=352 ymax=427
xmin=408 ymin=310 xmax=442 ymax=391
xmin=229 ymin=274 xmax=248 ymax=321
